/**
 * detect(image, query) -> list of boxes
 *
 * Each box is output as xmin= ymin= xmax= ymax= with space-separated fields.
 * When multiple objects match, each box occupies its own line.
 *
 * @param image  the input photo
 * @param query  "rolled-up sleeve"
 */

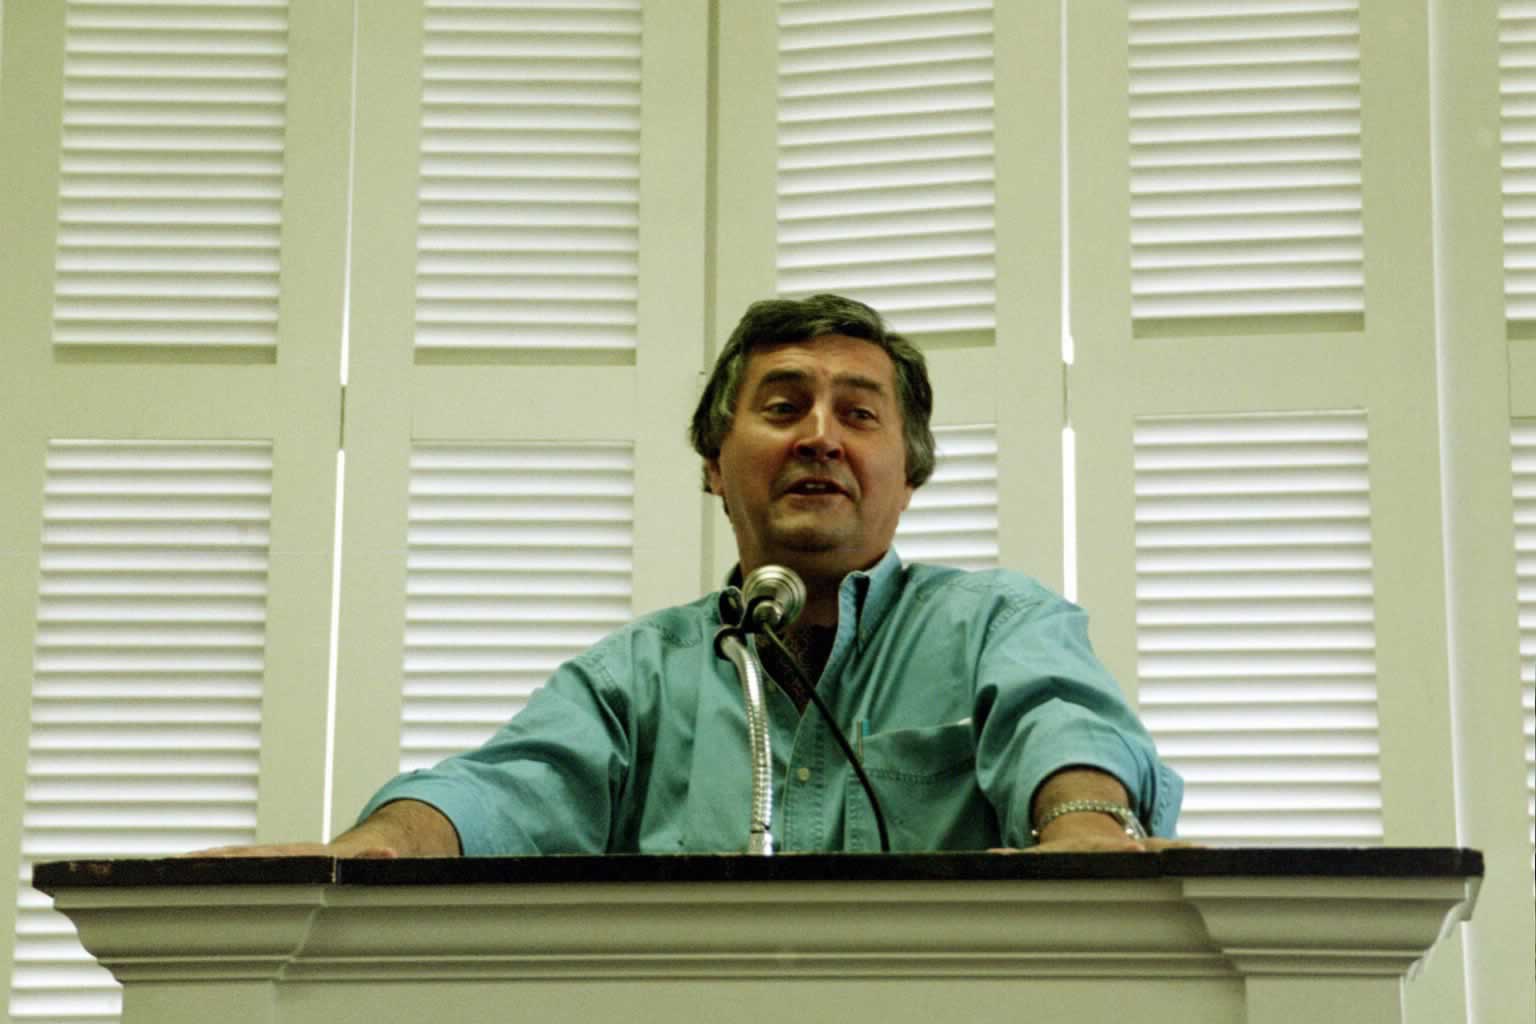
xmin=357 ymin=653 xmax=631 ymax=856
xmin=971 ymin=593 xmax=1183 ymax=844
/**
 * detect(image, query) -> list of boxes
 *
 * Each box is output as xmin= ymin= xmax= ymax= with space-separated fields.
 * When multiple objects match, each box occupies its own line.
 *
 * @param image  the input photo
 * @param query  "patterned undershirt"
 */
xmin=758 ymin=624 xmax=836 ymax=713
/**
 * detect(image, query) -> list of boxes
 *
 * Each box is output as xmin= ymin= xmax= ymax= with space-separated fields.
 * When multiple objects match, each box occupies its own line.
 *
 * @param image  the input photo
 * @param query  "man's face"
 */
xmin=707 ymin=334 xmax=914 ymax=580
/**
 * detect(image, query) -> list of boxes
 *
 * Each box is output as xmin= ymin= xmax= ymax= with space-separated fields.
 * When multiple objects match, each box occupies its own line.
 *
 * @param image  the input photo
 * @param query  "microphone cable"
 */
xmin=758 ymin=623 xmax=891 ymax=854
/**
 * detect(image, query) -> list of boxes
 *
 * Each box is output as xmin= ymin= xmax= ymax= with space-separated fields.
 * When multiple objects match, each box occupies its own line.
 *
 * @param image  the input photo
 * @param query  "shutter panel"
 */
xmin=894 ymin=424 xmax=998 ymax=570
xmin=1514 ymin=423 xmax=1536 ymax=849
xmin=1128 ymin=0 xmax=1363 ymax=327
xmin=1503 ymin=1 xmax=1536 ymax=328
xmin=10 ymin=441 xmax=272 ymax=1022
xmin=400 ymin=443 xmax=635 ymax=772
xmin=776 ymin=0 xmax=995 ymax=335
xmin=1133 ymin=412 xmax=1382 ymax=845
xmin=53 ymin=0 xmax=290 ymax=353
xmin=415 ymin=0 xmax=642 ymax=356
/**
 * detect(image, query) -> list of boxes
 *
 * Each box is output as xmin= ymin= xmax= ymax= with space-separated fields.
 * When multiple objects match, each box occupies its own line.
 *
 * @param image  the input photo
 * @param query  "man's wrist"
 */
xmin=331 ymin=799 xmax=462 ymax=857
xmin=1032 ymin=799 xmax=1147 ymax=842
xmin=328 ymin=827 xmax=391 ymax=856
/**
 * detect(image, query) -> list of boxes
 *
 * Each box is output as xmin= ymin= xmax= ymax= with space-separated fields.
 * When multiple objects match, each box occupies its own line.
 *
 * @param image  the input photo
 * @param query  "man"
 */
xmin=209 ymin=294 xmax=1183 ymax=858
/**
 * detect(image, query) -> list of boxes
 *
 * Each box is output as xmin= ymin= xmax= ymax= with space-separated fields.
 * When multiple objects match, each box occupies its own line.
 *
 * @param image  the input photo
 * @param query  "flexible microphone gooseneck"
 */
xmin=734 ymin=565 xmax=891 ymax=854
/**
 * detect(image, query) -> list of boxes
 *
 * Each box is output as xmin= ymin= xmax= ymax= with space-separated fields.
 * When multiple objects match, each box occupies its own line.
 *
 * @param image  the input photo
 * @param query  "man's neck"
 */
xmin=763 ymin=621 xmax=837 ymax=713
xmin=758 ymin=556 xmax=874 ymax=628
xmin=795 ymin=573 xmax=843 ymax=629
xmin=733 ymin=548 xmax=889 ymax=630
xmin=741 ymin=558 xmax=876 ymax=712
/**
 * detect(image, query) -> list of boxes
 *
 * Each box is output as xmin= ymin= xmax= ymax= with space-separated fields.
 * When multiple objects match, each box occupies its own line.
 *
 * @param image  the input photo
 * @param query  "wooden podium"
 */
xmin=33 ymin=848 xmax=1480 ymax=1024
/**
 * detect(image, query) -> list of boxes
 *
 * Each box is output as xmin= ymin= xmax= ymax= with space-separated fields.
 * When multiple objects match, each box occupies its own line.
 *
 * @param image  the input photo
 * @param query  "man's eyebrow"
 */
xmin=832 ymin=372 xmax=888 ymax=396
xmin=753 ymin=368 xmax=889 ymax=396
xmin=753 ymin=368 xmax=811 ymax=392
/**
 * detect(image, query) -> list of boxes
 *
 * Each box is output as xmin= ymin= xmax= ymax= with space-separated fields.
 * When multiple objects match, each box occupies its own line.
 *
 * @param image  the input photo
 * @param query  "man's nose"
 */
xmin=794 ymin=405 xmax=844 ymax=461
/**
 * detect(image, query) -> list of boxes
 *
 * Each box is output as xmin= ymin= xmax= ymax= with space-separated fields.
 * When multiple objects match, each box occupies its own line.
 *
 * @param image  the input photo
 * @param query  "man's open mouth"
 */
xmin=785 ymin=479 xmax=845 ymax=496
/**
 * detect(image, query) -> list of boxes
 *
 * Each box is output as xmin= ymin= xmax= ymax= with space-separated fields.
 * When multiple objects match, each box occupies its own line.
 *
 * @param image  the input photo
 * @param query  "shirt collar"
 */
xmin=718 ymin=547 xmax=905 ymax=637
xmin=839 ymin=547 xmax=903 ymax=642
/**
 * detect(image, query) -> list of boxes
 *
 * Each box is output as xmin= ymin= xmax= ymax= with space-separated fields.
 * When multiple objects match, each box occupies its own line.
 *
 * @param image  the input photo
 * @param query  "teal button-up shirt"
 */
xmin=361 ymin=551 xmax=1183 ymax=854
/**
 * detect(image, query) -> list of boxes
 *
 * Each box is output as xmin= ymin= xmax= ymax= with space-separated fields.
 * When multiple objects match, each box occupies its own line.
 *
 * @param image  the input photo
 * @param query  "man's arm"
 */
xmin=1025 ymin=766 xmax=1192 ymax=852
xmin=192 ymin=799 xmax=462 ymax=859
xmin=967 ymin=577 xmax=1187 ymax=849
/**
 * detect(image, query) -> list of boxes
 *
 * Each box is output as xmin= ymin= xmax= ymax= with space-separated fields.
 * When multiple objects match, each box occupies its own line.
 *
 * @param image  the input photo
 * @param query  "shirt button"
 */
xmin=796 ymin=767 xmax=812 ymax=783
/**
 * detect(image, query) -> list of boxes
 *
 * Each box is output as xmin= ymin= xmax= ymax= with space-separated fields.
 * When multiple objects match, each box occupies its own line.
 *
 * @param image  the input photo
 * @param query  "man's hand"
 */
xmin=1019 ymin=824 xmax=1197 ymax=854
xmin=187 ymin=840 xmax=400 ymax=859
xmin=992 ymin=810 xmax=1198 ymax=853
xmin=184 ymin=800 xmax=460 ymax=859
xmin=999 ymin=765 xmax=1200 ymax=853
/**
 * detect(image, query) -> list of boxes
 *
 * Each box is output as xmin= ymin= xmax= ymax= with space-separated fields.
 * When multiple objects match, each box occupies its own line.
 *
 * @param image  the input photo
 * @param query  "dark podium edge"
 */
xmin=31 ymin=847 xmax=1485 ymax=893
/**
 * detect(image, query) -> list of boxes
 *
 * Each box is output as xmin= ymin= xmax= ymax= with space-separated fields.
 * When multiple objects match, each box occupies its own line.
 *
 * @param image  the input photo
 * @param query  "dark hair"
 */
xmin=689 ymin=294 xmax=935 ymax=489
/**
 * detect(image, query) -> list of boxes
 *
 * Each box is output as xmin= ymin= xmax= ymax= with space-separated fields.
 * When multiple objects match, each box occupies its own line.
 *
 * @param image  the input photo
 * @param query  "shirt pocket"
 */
xmin=845 ymin=720 xmax=999 ymax=852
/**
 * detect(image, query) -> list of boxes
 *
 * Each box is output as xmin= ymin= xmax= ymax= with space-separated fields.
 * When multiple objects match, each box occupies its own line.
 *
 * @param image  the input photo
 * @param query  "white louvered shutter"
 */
xmin=400 ymin=444 xmax=635 ymax=771
xmin=894 ymin=424 xmax=997 ymax=570
xmin=1128 ymin=0 xmax=1363 ymax=326
xmin=10 ymin=442 xmax=272 ymax=1022
xmin=416 ymin=0 xmax=642 ymax=355
xmin=1501 ymin=6 xmax=1536 ymax=853
xmin=53 ymin=0 xmax=289 ymax=353
xmin=1503 ymin=1 xmax=1536 ymax=327
xmin=1514 ymin=424 xmax=1536 ymax=849
xmin=1133 ymin=413 xmax=1382 ymax=845
xmin=776 ymin=0 xmax=996 ymax=335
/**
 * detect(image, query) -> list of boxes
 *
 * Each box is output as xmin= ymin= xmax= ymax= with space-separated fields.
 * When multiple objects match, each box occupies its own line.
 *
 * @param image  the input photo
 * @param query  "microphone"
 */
xmin=738 ymin=563 xmax=891 ymax=852
xmin=721 ymin=562 xmax=892 ymax=852
xmin=741 ymin=565 xmax=806 ymax=633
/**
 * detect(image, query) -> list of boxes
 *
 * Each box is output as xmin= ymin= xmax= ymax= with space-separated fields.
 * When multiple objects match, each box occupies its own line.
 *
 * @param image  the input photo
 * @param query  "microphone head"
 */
xmin=741 ymin=564 xmax=806 ymax=633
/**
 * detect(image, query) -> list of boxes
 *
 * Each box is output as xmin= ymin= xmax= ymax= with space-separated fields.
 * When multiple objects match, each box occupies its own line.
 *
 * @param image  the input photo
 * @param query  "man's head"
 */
xmin=689 ymin=294 xmax=935 ymax=579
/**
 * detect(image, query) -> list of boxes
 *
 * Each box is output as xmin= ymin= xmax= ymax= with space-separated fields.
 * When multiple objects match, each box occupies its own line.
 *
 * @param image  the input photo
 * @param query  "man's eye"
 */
xmin=849 ymin=407 xmax=878 ymax=422
xmin=765 ymin=401 xmax=797 ymax=416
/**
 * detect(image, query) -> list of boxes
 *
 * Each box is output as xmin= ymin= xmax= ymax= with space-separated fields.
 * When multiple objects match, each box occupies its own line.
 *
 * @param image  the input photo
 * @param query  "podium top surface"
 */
xmin=30 ymin=847 xmax=1483 ymax=894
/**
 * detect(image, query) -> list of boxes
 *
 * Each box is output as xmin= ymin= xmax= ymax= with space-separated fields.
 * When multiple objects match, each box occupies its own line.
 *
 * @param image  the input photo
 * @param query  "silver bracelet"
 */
xmin=1031 ymin=799 xmax=1148 ymax=841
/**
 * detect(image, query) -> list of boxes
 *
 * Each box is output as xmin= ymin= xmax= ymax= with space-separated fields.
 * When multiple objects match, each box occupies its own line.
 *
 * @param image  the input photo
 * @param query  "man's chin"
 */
xmin=769 ymin=525 xmax=847 ymax=555
xmin=760 ymin=528 xmax=881 ymax=576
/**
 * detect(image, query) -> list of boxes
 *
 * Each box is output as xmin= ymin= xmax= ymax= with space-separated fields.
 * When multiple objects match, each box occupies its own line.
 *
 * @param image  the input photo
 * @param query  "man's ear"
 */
xmin=706 ymin=459 xmax=732 ymax=519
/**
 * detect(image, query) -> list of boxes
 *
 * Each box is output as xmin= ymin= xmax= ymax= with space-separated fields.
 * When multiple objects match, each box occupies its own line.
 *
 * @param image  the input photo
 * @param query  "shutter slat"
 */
xmin=52 ymin=1 xmax=289 ymax=353
xmin=777 ymin=0 xmax=994 ymax=334
xmin=12 ymin=440 xmax=271 ymax=1023
xmin=894 ymin=425 xmax=998 ymax=571
xmin=1135 ymin=412 xmax=1382 ymax=846
xmin=1129 ymin=1 xmax=1362 ymax=325
xmin=400 ymin=443 xmax=635 ymax=772
xmin=1512 ymin=423 xmax=1536 ymax=849
xmin=1503 ymin=4 xmax=1536 ymax=323
xmin=415 ymin=0 xmax=641 ymax=356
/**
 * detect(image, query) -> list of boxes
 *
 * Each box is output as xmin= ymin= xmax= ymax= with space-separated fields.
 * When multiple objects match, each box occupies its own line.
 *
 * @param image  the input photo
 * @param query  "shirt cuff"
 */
xmin=356 ymin=771 xmax=504 ymax=857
